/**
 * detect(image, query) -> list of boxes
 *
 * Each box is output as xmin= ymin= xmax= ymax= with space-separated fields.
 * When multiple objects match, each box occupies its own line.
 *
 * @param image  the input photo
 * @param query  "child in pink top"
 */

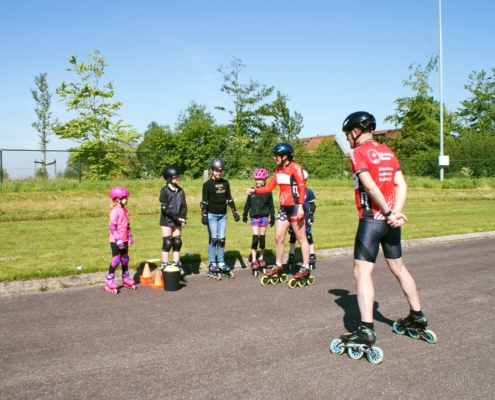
xmin=105 ymin=186 xmax=136 ymax=294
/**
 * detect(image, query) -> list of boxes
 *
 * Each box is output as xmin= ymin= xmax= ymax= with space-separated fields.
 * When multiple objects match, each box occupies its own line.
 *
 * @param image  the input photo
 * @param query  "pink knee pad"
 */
xmin=122 ymin=254 xmax=129 ymax=267
xmin=111 ymin=255 xmax=121 ymax=268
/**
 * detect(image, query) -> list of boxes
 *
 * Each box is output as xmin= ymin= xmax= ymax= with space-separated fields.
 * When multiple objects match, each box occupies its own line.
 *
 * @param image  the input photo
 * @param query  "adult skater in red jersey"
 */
xmin=337 ymin=111 xmax=435 ymax=349
xmin=246 ymin=143 xmax=311 ymax=282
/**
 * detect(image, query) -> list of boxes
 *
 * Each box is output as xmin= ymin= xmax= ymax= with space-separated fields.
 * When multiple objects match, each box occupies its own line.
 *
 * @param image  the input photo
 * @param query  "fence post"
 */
xmin=78 ymin=152 xmax=82 ymax=183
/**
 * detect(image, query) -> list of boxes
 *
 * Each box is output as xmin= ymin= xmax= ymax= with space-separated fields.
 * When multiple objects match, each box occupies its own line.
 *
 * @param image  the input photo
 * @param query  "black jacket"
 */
xmin=243 ymin=189 xmax=275 ymax=219
xmin=159 ymin=184 xmax=187 ymax=226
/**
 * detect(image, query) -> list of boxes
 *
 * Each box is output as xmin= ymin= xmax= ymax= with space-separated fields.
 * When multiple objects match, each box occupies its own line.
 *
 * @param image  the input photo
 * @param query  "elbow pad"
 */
xmin=227 ymin=199 xmax=236 ymax=210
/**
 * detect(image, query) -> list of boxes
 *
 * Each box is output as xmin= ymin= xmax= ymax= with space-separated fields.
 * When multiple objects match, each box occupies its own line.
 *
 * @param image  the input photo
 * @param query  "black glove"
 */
xmin=233 ymin=210 xmax=240 ymax=222
xmin=201 ymin=214 xmax=208 ymax=225
xmin=269 ymin=216 xmax=275 ymax=227
xmin=242 ymin=214 xmax=248 ymax=223
xmin=309 ymin=213 xmax=315 ymax=224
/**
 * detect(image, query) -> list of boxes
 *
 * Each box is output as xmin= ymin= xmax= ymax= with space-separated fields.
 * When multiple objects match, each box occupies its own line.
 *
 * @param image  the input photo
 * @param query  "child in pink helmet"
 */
xmin=105 ymin=186 xmax=136 ymax=294
xmin=242 ymin=168 xmax=275 ymax=276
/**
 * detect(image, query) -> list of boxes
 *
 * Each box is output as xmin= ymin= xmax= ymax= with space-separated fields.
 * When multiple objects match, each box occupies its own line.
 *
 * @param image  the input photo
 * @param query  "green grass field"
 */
xmin=1 ymin=177 xmax=494 ymax=282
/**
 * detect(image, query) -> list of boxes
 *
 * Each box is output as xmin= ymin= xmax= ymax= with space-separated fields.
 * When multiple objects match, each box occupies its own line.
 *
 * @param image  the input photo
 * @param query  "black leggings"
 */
xmin=354 ymin=219 xmax=402 ymax=263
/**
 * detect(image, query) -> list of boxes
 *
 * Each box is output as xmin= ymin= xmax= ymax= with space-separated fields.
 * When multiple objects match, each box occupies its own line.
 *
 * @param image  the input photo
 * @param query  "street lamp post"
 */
xmin=438 ymin=0 xmax=449 ymax=180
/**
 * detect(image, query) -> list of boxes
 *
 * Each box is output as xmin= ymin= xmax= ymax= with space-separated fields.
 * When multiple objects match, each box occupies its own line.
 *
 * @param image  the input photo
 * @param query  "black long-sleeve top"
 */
xmin=201 ymin=178 xmax=236 ymax=214
xmin=243 ymin=189 xmax=275 ymax=219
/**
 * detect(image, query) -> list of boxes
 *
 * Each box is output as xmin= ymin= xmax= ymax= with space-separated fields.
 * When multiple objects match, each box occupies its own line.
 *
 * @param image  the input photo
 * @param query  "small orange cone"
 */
xmin=140 ymin=263 xmax=153 ymax=285
xmin=152 ymin=269 xmax=164 ymax=289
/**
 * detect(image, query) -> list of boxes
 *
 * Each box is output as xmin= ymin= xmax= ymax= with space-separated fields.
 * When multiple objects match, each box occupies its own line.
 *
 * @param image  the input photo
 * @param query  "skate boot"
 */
xmin=122 ymin=271 xmax=136 ymax=290
xmin=309 ymin=253 xmax=316 ymax=270
xmin=218 ymin=262 xmax=234 ymax=279
xmin=250 ymin=261 xmax=260 ymax=277
xmin=159 ymin=261 xmax=169 ymax=271
xmin=205 ymin=262 xmax=221 ymax=280
xmin=329 ymin=326 xmax=383 ymax=364
xmin=104 ymin=273 xmax=118 ymax=294
xmin=393 ymin=313 xmax=437 ymax=343
xmin=261 ymin=265 xmax=288 ymax=286
xmin=173 ymin=261 xmax=187 ymax=283
xmin=288 ymin=267 xmax=315 ymax=288
xmin=257 ymin=259 xmax=267 ymax=274
xmin=287 ymin=253 xmax=295 ymax=271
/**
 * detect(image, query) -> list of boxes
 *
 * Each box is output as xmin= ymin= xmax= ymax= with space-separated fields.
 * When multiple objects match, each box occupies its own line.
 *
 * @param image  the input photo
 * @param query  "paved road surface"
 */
xmin=1 ymin=238 xmax=494 ymax=399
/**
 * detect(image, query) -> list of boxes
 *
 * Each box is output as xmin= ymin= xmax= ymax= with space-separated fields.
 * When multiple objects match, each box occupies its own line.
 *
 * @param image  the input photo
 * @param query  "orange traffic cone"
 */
xmin=152 ymin=269 xmax=164 ymax=289
xmin=140 ymin=263 xmax=153 ymax=285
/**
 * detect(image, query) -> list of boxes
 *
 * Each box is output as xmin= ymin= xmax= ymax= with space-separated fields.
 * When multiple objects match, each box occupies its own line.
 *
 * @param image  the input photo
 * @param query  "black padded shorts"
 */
xmin=354 ymin=219 xmax=402 ymax=263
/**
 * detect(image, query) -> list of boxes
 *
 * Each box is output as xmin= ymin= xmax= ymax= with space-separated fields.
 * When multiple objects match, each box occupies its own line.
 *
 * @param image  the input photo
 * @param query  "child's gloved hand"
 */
xmin=201 ymin=214 xmax=208 ymax=225
xmin=269 ymin=216 xmax=275 ymax=227
xmin=116 ymin=238 xmax=125 ymax=249
xmin=128 ymin=234 xmax=134 ymax=246
xmin=232 ymin=210 xmax=240 ymax=222
xmin=242 ymin=214 xmax=248 ymax=223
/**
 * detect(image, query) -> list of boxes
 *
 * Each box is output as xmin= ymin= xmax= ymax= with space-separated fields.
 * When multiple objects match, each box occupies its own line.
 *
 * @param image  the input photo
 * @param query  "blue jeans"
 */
xmin=207 ymin=213 xmax=227 ymax=263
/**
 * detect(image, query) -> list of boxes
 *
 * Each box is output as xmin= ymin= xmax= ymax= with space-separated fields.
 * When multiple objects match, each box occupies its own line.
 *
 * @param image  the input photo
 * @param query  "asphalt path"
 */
xmin=0 ymin=238 xmax=494 ymax=399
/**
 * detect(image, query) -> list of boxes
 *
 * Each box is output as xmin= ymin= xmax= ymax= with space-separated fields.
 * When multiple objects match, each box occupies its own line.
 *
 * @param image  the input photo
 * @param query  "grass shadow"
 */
xmin=328 ymin=288 xmax=395 ymax=331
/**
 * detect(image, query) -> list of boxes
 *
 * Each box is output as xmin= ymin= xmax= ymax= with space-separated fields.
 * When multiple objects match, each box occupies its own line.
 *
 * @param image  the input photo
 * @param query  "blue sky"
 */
xmin=1 ymin=1 xmax=494 ymax=177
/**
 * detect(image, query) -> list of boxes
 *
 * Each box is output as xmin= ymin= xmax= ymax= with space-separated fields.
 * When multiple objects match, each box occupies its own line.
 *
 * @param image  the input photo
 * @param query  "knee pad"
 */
xmin=307 ymin=233 xmax=314 ymax=245
xmin=289 ymin=232 xmax=297 ymax=244
xmin=111 ymin=255 xmax=121 ymax=268
xmin=172 ymin=236 xmax=182 ymax=252
xmin=251 ymin=235 xmax=259 ymax=250
xmin=218 ymin=238 xmax=226 ymax=248
xmin=210 ymin=238 xmax=218 ymax=247
xmin=259 ymin=235 xmax=266 ymax=250
xmin=122 ymin=254 xmax=129 ymax=267
xmin=162 ymin=236 xmax=173 ymax=252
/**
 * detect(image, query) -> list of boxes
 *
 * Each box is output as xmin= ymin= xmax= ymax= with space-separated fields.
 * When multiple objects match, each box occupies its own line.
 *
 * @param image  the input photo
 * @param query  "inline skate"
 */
xmin=205 ymin=262 xmax=222 ymax=280
xmin=104 ymin=273 xmax=118 ymax=294
xmin=122 ymin=271 xmax=136 ymax=290
xmin=393 ymin=313 xmax=437 ymax=343
xmin=250 ymin=261 xmax=260 ymax=277
xmin=288 ymin=267 xmax=315 ymax=289
xmin=309 ymin=253 xmax=316 ymax=270
xmin=218 ymin=262 xmax=234 ymax=279
xmin=329 ymin=325 xmax=383 ymax=364
xmin=172 ymin=261 xmax=188 ymax=283
xmin=287 ymin=253 xmax=295 ymax=272
xmin=260 ymin=265 xmax=288 ymax=286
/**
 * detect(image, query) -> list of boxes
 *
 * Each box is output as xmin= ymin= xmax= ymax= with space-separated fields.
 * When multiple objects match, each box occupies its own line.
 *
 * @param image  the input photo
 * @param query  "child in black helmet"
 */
xmin=160 ymin=166 xmax=188 ymax=282
xmin=201 ymin=157 xmax=240 ymax=279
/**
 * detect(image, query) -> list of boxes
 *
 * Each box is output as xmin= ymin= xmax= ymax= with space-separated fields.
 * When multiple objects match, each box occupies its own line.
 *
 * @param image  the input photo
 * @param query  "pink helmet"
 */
xmin=109 ymin=186 xmax=130 ymax=200
xmin=253 ymin=168 xmax=269 ymax=180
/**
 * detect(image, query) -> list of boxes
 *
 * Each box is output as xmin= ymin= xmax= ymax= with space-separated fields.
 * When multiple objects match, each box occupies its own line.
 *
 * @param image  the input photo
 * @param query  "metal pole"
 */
xmin=439 ymin=0 xmax=444 ymax=181
xmin=0 ymin=151 xmax=2 ymax=183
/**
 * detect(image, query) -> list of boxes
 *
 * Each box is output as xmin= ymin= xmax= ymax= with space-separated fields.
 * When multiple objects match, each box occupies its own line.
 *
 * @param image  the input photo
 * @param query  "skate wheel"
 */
xmin=307 ymin=276 xmax=316 ymax=286
xmin=367 ymin=346 xmax=384 ymax=364
xmin=260 ymin=276 xmax=269 ymax=286
xmin=297 ymin=277 xmax=306 ymax=287
xmin=270 ymin=275 xmax=279 ymax=285
xmin=393 ymin=322 xmax=405 ymax=335
xmin=230 ymin=271 xmax=234 ymax=279
xmin=253 ymin=270 xmax=258 ymax=277
xmin=288 ymin=279 xmax=297 ymax=289
xmin=348 ymin=346 xmax=364 ymax=360
xmin=423 ymin=329 xmax=438 ymax=344
xmin=280 ymin=274 xmax=289 ymax=284
xmin=131 ymin=285 xmax=136 ymax=290
xmin=407 ymin=329 xmax=420 ymax=340
xmin=329 ymin=339 xmax=345 ymax=355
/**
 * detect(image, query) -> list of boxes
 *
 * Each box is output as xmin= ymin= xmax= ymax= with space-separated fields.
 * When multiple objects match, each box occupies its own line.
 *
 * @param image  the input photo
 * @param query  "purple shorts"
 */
xmin=250 ymin=215 xmax=269 ymax=227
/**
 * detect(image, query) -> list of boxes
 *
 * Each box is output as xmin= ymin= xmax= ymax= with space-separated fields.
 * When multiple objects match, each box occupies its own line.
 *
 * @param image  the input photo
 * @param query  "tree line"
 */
xmin=30 ymin=50 xmax=495 ymax=180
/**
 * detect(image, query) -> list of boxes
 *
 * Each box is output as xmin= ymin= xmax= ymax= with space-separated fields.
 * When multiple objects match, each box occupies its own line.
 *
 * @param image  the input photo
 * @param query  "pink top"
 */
xmin=109 ymin=206 xmax=129 ymax=242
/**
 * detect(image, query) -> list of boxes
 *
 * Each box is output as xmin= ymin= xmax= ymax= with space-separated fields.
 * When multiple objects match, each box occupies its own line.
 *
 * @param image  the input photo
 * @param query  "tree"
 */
xmin=308 ymin=137 xmax=346 ymax=178
xmin=384 ymin=55 xmax=456 ymax=167
xmin=54 ymin=49 xmax=140 ymax=180
xmin=457 ymin=68 xmax=495 ymax=137
xmin=31 ymin=73 xmax=57 ymax=179
xmin=216 ymin=57 xmax=274 ymax=150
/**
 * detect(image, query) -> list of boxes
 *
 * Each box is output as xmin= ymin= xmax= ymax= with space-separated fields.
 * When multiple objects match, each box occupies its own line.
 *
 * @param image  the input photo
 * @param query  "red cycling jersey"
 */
xmin=255 ymin=161 xmax=306 ymax=206
xmin=350 ymin=140 xmax=401 ymax=219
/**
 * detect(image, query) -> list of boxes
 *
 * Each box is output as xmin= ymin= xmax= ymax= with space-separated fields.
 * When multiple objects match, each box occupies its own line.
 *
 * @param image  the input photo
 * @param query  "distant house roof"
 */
xmin=373 ymin=129 xmax=399 ymax=139
xmin=297 ymin=134 xmax=346 ymax=155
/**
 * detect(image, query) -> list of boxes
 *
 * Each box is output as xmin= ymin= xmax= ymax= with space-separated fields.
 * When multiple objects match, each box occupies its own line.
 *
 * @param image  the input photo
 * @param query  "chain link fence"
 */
xmin=1 ymin=149 xmax=494 ymax=182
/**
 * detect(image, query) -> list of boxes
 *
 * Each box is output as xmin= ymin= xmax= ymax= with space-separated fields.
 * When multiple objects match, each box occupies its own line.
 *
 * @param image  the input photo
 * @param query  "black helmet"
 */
xmin=162 ymin=166 xmax=182 ymax=180
xmin=272 ymin=142 xmax=294 ymax=158
xmin=342 ymin=111 xmax=376 ymax=133
xmin=209 ymin=158 xmax=225 ymax=171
